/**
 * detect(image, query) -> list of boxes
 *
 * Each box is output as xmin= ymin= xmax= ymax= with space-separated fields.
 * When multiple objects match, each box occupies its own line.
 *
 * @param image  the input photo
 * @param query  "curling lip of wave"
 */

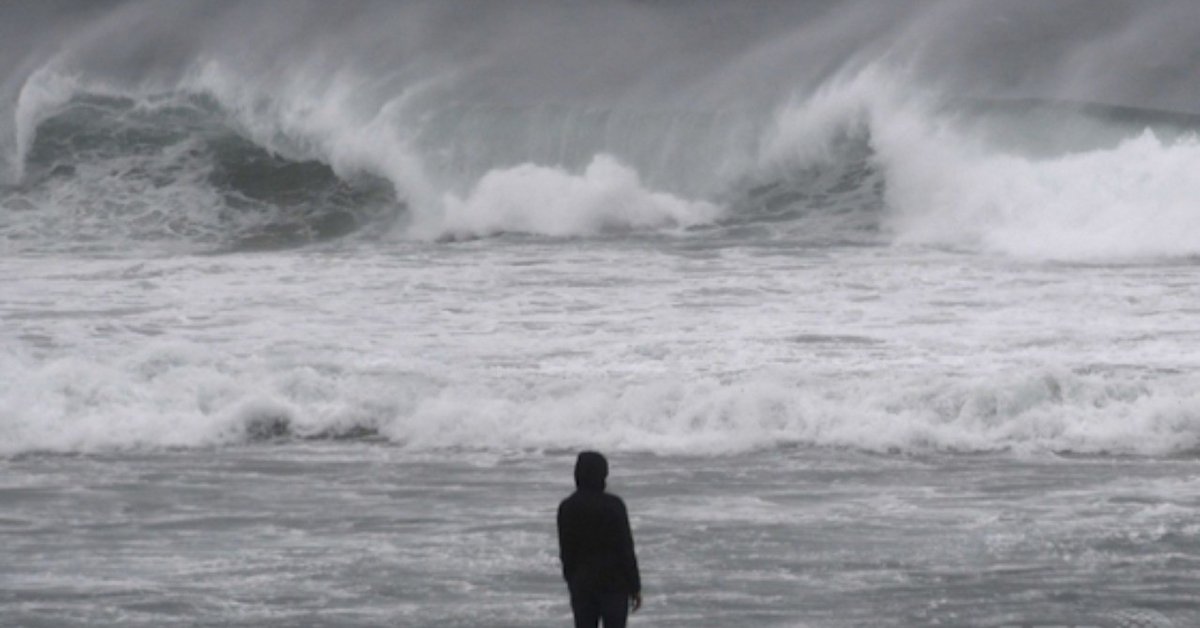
xmin=2 ymin=90 xmax=397 ymax=253
xmin=759 ymin=69 xmax=1200 ymax=260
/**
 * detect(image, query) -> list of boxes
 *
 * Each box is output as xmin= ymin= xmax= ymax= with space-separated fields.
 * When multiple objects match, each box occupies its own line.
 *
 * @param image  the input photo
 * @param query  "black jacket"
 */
xmin=557 ymin=452 xmax=641 ymax=595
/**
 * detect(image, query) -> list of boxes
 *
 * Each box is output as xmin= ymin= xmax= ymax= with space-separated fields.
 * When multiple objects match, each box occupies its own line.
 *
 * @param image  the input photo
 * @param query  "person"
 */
xmin=557 ymin=451 xmax=642 ymax=628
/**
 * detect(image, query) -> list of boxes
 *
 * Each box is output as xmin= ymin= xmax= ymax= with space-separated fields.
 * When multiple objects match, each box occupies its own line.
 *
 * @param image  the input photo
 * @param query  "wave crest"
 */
xmin=761 ymin=69 xmax=1200 ymax=260
xmin=2 ymin=84 xmax=396 ymax=254
xmin=8 ymin=62 xmax=1200 ymax=259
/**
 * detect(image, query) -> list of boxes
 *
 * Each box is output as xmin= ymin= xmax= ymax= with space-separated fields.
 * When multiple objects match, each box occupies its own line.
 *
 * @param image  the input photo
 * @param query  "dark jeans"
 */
xmin=570 ymin=589 xmax=629 ymax=628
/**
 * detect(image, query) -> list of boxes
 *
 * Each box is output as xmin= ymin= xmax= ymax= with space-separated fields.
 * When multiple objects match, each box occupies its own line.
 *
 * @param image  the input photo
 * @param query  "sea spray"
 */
xmin=438 ymin=155 xmax=723 ymax=239
xmin=761 ymin=68 xmax=1200 ymax=260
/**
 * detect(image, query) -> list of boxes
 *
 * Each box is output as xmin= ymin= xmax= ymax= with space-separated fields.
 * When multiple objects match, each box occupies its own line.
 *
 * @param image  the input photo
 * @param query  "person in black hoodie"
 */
xmin=557 ymin=451 xmax=642 ymax=627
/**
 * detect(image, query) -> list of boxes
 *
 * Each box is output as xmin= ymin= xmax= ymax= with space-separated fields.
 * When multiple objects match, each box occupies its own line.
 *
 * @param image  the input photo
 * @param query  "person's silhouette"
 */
xmin=557 ymin=451 xmax=642 ymax=627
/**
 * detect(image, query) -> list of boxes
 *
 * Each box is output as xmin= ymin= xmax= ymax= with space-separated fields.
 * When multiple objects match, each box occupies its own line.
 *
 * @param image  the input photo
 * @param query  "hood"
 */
xmin=574 ymin=451 xmax=608 ymax=491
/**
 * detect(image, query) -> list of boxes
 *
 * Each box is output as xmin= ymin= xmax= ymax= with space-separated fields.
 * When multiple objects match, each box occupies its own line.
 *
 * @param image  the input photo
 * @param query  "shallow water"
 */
xmin=3 ymin=444 xmax=1199 ymax=627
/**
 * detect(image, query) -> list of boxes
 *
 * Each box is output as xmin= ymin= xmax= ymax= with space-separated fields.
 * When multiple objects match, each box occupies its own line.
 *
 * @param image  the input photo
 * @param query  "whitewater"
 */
xmin=4 ymin=2 xmax=1200 ymax=626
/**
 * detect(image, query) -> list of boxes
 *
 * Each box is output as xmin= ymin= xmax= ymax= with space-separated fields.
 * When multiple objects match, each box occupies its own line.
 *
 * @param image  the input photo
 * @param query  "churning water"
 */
xmin=4 ymin=2 xmax=1200 ymax=626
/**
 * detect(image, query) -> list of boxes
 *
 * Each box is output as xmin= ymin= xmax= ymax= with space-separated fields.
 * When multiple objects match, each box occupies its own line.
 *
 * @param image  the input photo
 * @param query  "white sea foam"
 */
xmin=8 ymin=63 xmax=732 ymax=248
xmin=18 ymin=56 xmax=1200 ymax=257
xmin=881 ymin=128 xmax=1200 ymax=260
xmin=766 ymin=67 xmax=1200 ymax=261
xmin=777 ymin=69 xmax=1200 ymax=262
xmin=4 ymin=338 xmax=1199 ymax=457
xmin=183 ymin=62 xmax=728 ymax=240
xmin=6 ymin=61 xmax=1200 ymax=458
xmin=437 ymin=155 xmax=723 ymax=239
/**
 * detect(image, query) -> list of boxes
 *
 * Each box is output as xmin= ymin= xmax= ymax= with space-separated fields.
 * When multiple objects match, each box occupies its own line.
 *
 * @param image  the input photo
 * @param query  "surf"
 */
xmin=5 ymin=3 xmax=1200 ymax=259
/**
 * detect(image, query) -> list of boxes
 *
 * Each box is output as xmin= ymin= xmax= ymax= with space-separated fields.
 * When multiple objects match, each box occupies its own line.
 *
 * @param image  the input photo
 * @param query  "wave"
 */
xmin=3 ymin=340 xmax=1199 ymax=457
xmin=5 ymin=67 xmax=1200 ymax=260
xmin=759 ymin=70 xmax=1200 ymax=260
xmin=1 ymin=70 xmax=753 ymax=250
xmin=4 ymin=1 xmax=1200 ymax=258
xmin=1 ymin=88 xmax=397 ymax=254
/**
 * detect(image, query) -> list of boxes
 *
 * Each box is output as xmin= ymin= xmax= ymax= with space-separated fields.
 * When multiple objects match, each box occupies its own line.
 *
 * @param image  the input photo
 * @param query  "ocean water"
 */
xmin=4 ymin=2 xmax=1200 ymax=626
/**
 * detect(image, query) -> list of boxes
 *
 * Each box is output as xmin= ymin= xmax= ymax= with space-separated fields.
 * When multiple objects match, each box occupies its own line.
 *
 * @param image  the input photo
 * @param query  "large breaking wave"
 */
xmin=8 ymin=71 xmax=1199 ymax=259
xmin=2 ymin=2 xmax=1200 ymax=258
xmin=1 ymin=87 xmax=397 ymax=254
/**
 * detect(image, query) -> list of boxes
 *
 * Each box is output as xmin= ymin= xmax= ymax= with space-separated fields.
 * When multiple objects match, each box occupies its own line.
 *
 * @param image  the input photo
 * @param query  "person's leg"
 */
xmin=570 ymin=591 xmax=601 ymax=628
xmin=597 ymin=591 xmax=629 ymax=628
